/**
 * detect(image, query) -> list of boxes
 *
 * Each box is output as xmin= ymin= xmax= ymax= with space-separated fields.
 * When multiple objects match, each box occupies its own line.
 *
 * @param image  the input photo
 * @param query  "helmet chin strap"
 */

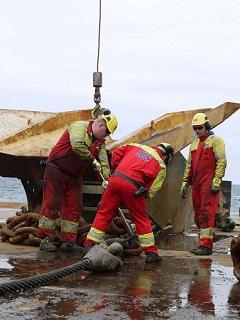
xmin=158 ymin=147 xmax=169 ymax=164
xmin=158 ymin=146 xmax=166 ymax=154
xmin=157 ymin=144 xmax=174 ymax=164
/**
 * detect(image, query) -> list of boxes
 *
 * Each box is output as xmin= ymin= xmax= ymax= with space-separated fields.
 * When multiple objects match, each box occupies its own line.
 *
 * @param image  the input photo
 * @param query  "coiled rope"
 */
xmin=0 ymin=259 xmax=90 ymax=295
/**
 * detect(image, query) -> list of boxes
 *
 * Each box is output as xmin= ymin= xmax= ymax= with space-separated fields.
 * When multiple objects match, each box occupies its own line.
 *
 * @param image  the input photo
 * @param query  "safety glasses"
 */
xmin=193 ymin=125 xmax=204 ymax=131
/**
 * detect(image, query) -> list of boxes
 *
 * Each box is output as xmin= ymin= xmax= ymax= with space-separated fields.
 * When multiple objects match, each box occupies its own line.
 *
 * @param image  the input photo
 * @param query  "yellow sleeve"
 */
xmin=98 ymin=144 xmax=111 ymax=178
xmin=183 ymin=149 xmax=192 ymax=184
xmin=68 ymin=121 xmax=93 ymax=161
xmin=148 ymin=168 xmax=166 ymax=200
xmin=213 ymin=136 xmax=227 ymax=183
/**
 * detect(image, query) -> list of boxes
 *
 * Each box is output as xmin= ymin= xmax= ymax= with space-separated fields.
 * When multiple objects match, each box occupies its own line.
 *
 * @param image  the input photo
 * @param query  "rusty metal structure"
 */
xmin=0 ymin=102 xmax=239 ymax=231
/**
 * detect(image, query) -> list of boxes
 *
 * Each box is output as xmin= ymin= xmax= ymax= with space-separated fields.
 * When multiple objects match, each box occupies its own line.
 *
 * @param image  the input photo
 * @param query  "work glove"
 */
xmin=211 ymin=177 xmax=221 ymax=194
xmin=181 ymin=181 xmax=189 ymax=199
xmin=92 ymin=159 xmax=102 ymax=172
xmin=101 ymin=180 xmax=108 ymax=189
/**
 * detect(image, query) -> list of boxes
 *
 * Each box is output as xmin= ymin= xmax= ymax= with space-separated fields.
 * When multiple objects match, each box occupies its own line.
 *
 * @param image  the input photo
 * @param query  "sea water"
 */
xmin=231 ymin=184 xmax=240 ymax=216
xmin=0 ymin=177 xmax=240 ymax=216
xmin=0 ymin=177 xmax=27 ymax=203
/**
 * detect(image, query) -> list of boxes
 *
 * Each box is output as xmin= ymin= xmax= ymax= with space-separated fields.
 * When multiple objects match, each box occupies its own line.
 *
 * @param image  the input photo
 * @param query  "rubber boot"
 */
xmin=190 ymin=246 xmax=212 ymax=256
xmin=60 ymin=242 xmax=82 ymax=252
xmin=40 ymin=237 xmax=58 ymax=252
xmin=230 ymin=237 xmax=240 ymax=281
xmin=145 ymin=252 xmax=162 ymax=263
xmin=83 ymin=243 xmax=95 ymax=255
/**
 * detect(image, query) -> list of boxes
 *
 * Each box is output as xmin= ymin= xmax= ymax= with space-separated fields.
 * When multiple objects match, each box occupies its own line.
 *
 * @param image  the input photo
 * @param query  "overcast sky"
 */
xmin=0 ymin=0 xmax=239 ymax=183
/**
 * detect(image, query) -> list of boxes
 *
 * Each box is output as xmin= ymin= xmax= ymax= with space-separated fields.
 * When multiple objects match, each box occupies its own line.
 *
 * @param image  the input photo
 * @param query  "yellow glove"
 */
xmin=181 ymin=181 xmax=189 ymax=199
xmin=92 ymin=159 xmax=102 ymax=172
xmin=211 ymin=177 xmax=221 ymax=194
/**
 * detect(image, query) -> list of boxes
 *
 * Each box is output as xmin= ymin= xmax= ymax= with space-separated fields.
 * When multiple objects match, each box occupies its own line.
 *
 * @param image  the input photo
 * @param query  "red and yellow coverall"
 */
xmin=37 ymin=121 xmax=110 ymax=243
xmin=85 ymin=143 xmax=166 ymax=254
xmin=183 ymin=134 xmax=227 ymax=249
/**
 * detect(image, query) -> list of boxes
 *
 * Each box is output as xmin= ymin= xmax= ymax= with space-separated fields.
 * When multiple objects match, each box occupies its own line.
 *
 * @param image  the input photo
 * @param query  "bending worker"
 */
xmin=37 ymin=111 xmax=118 ymax=252
xmin=181 ymin=113 xmax=227 ymax=255
xmin=84 ymin=142 xmax=174 ymax=263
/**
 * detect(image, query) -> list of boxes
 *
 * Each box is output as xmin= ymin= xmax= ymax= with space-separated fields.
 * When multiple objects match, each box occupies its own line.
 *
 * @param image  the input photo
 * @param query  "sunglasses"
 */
xmin=193 ymin=125 xmax=204 ymax=131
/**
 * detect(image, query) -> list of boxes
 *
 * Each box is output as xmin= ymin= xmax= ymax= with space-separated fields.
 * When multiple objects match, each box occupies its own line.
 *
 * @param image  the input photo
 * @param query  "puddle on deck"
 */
xmin=0 ymin=234 xmax=239 ymax=319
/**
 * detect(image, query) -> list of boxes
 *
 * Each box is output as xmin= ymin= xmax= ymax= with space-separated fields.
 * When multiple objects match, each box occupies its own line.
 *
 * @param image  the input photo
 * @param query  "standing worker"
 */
xmin=37 ymin=111 xmax=118 ymax=252
xmin=84 ymin=142 xmax=174 ymax=263
xmin=181 ymin=113 xmax=227 ymax=255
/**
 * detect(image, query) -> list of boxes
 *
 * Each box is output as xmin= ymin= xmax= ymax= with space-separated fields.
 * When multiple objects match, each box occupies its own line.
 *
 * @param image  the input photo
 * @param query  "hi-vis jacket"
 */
xmin=183 ymin=134 xmax=227 ymax=185
xmin=111 ymin=143 xmax=166 ymax=199
xmin=48 ymin=121 xmax=110 ymax=178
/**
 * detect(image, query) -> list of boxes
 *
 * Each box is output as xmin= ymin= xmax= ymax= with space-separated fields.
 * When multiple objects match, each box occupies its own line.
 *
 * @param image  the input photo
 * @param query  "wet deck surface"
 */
xmin=0 ymin=233 xmax=239 ymax=319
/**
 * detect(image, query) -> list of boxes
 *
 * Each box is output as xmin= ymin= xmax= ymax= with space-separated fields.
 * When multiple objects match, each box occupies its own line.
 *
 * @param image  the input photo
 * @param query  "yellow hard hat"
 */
xmin=101 ymin=113 xmax=118 ymax=134
xmin=192 ymin=113 xmax=209 ymax=126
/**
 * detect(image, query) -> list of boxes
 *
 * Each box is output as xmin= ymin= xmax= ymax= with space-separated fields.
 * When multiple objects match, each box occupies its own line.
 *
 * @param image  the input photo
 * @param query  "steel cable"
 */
xmin=0 ymin=259 xmax=91 ymax=295
xmin=96 ymin=0 xmax=101 ymax=72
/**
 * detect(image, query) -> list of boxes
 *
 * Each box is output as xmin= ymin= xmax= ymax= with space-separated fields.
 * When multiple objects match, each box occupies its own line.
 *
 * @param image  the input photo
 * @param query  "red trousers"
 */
xmin=37 ymin=164 xmax=82 ymax=242
xmin=192 ymin=178 xmax=219 ymax=249
xmin=87 ymin=175 xmax=158 ymax=254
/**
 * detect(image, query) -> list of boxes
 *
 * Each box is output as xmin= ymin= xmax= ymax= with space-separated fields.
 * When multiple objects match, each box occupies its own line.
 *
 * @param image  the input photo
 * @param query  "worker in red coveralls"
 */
xmin=37 ymin=111 xmax=118 ymax=252
xmin=84 ymin=142 xmax=174 ymax=263
xmin=181 ymin=113 xmax=227 ymax=255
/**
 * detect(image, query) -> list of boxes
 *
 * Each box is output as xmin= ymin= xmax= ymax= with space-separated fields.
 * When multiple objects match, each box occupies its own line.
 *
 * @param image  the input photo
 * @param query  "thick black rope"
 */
xmin=0 ymin=259 xmax=90 ymax=295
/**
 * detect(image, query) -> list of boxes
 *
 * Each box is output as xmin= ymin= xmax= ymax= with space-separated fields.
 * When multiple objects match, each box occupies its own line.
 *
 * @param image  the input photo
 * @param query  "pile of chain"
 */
xmin=0 ymin=209 xmax=139 ymax=251
xmin=0 ymin=209 xmax=40 ymax=246
xmin=0 ymin=207 xmax=93 ymax=246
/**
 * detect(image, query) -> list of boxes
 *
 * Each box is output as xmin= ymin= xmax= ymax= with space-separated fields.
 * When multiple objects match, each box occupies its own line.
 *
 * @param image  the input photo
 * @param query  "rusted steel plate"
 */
xmin=0 ymin=109 xmax=54 ymax=141
xmin=108 ymin=102 xmax=240 ymax=153
xmin=0 ymin=108 xmax=93 ymax=157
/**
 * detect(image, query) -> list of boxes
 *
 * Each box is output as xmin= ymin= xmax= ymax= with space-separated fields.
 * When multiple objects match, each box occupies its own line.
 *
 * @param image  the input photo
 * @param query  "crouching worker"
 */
xmin=84 ymin=142 xmax=174 ymax=263
xmin=37 ymin=111 xmax=118 ymax=252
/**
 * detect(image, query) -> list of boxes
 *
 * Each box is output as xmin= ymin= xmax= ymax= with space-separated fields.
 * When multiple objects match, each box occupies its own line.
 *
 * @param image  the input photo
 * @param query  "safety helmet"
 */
xmin=191 ymin=113 xmax=209 ymax=126
xmin=191 ymin=112 xmax=212 ymax=130
xmin=101 ymin=113 xmax=118 ymax=134
xmin=157 ymin=143 xmax=174 ymax=164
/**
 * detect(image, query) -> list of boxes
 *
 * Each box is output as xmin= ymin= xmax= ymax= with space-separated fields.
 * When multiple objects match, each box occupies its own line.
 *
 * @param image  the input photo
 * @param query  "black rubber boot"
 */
xmin=40 ymin=237 xmax=58 ymax=252
xmin=190 ymin=246 xmax=212 ymax=256
xmin=145 ymin=252 xmax=162 ymax=263
xmin=83 ymin=243 xmax=95 ymax=255
xmin=60 ymin=242 xmax=83 ymax=252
